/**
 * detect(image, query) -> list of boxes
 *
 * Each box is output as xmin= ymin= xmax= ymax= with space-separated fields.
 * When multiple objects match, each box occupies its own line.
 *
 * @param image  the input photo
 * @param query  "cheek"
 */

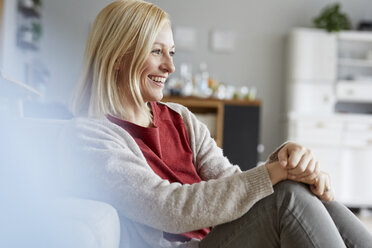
xmin=139 ymin=77 xmax=147 ymax=94
xmin=139 ymin=66 xmax=149 ymax=84
xmin=140 ymin=62 xmax=151 ymax=80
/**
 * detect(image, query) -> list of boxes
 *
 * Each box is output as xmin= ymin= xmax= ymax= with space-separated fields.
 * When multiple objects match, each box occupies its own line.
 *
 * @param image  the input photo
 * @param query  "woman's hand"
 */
xmin=289 ymin=169 xmax=335 ymax=202
xmin=309 ymin=172 xmax=335 ymax=202
xmin=277 ymin=142 xmax=320 ymax=183
xmin=265 ymin=161 xmax=288 ymax=186
xmin=273 ymin=142 xmax=334 ymax=201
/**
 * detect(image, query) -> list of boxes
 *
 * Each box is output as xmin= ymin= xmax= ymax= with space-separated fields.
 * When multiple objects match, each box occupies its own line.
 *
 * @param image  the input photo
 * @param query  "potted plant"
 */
xmin=313 ymin=3 xmax=351 ymax=32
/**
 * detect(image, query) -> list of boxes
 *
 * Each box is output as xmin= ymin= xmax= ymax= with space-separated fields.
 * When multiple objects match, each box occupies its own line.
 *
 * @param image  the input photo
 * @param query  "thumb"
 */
xmin=277 ymin=145 xmax=288 ymax=168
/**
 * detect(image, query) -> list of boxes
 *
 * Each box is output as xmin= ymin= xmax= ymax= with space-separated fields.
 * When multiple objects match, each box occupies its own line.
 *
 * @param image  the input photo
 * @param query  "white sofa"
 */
xmin=0 ymin=117 xmax=120 ymax=248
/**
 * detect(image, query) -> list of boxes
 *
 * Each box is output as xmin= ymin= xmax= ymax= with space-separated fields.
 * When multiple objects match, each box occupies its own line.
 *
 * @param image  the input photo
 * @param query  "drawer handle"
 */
xmin=347 ymin=89 xmax=354 ymax=95
xmin=323 ymin=96 xmax=330 ymax=102
xmin=316 ymin=122 xmax=326 ymax=128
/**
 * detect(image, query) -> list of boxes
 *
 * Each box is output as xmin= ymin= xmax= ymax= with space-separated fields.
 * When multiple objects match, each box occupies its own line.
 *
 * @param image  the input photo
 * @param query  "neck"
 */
xmin=126 ymin=111 xmax=152 ymax=127
xmin=120 ymin=101 xmax=152 ymax=127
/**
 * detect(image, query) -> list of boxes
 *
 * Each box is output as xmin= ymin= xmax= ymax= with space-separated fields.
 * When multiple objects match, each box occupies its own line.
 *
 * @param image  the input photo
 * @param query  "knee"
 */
xmin=273 ymin=180 xmax=317 ymax=207
xmin=274 ymin=180 xmax=309 ymax=195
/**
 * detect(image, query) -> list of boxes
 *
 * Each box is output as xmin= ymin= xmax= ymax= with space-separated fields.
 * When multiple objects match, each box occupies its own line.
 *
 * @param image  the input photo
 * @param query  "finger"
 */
xmin=289 ymin=176 xmax=312 ymax=185
xmin=303 ymin=158 xmax=317 ymax=177
xmin=314 ymin=161 xmax=320 ymax=175
xmin=287 ymin=147 xmax=305 ymax=169
xmin=288 ymin=155 xmax=312 ymax=176
xmin=313 ymin=175 xmax=325 ymax=196
xmin=290 ymin=158 xmax=317 ymax=180
xmin=310 ymin=183 xmax=318 ymax=196
xmin=323 ymin=192 xmax=333 ymax=202
xmin=293 ymin=170 xmax=318 ymax=185
xmin=322 ymin=174 xmax=334 ymax=202
xmin=277 ymin=145 xmax=289 ymax=168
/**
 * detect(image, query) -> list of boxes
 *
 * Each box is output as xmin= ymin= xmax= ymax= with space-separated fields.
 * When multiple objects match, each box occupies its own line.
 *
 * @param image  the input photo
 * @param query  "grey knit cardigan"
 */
xmin=59 ymin=102 xmax=276 ymax=248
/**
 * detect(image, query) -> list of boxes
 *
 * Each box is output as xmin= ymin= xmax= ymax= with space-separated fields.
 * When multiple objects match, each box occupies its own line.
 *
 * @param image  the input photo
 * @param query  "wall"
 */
xmin=40 ymin=0 xmax=372 ymax=159
xmin=0 ymin=0 xmax=3 ymax=64
xmin=149 ymin=0 xmax=372 ymax=160
xmin=1 ymin=0 xmax=25 ymax=83
xmin=40 ymin=0 xmax=113 ymax=104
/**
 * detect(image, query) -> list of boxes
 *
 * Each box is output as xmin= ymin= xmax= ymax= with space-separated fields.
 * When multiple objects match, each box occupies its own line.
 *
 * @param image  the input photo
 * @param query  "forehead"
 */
xmin=153 ymin=23 xmax=174 ymax=47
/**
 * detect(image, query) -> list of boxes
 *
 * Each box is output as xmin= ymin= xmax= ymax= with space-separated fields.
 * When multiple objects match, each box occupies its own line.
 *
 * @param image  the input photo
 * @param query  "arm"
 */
xmin=59 ymin=117 xmax=274 ymax=234
xmin=265 ymin=161 xmax=288 ymax=186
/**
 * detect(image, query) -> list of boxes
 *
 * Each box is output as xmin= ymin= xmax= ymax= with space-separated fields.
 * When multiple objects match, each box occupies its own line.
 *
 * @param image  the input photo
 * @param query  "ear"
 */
xmin=114 ymin=58 xmax=122 ymax=71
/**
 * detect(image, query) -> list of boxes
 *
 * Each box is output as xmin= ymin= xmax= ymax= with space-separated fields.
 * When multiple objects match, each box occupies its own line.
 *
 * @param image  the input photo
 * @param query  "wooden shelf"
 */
xmin=163 ymin=96 xmax=261 ymax=106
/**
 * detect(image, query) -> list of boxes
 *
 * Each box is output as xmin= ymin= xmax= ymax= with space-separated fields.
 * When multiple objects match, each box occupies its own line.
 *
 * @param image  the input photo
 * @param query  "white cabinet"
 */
xmin=287 ymin=115 xmax=343 ymax=146
xmin=286 ymin=82 xmax=335 ymax=114
xmin=337 ymin=31 xmax=372 ymax=84
xmin=287 ymin=28 xmax=336 ymax=81
xmin=286 ymin=28 xmax=372 ymax=207
xmin=336 ymin=81 xmax=372 ymax=103
xmin=336 ymin=31 xmax=372 ymax=104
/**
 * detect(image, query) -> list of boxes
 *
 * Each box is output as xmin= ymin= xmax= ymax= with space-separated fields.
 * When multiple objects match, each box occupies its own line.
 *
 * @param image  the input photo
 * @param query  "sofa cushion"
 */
xmin=0 ymin=118 xmax=120 ymax=248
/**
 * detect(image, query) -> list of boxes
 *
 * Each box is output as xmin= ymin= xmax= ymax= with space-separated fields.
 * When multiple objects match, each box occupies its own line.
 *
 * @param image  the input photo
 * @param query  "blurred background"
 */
xmin=2 ymin=0 xmax=372 ymax=157
xmin=1 ymin=0 xmax=372 ymax=242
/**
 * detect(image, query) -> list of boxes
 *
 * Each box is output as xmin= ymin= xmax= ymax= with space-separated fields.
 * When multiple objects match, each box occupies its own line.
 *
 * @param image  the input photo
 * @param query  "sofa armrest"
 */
xmin=53 ymin=197 xmax=121 ymax=248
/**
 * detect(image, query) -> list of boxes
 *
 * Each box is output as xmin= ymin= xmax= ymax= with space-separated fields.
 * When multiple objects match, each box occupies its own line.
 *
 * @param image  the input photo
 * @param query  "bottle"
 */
xmin=179 ymin=63 xmax=193 ymax=96
xmin=195 ymin=62 xmax=212 ymax=97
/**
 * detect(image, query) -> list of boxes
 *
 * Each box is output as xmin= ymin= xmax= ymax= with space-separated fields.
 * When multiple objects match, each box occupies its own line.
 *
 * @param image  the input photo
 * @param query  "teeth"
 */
xmin=150 ymin=76 xmax=166 ymax=83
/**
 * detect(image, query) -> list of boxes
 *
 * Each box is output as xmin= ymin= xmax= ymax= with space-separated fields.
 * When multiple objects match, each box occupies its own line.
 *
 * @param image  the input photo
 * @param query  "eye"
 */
xmin=169 ymin=50 xmax=175 ymax=57
xmin=151 ymin=49 xmax=161 ymax=55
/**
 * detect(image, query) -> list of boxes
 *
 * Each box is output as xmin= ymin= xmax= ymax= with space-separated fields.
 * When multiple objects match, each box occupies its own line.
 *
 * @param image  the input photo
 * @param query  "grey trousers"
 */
xmin=200 ymin=180 xmax=372 ymax=248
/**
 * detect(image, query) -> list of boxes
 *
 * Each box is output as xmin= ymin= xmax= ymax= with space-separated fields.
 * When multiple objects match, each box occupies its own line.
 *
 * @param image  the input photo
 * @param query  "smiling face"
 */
xmin=140 ymin=22 xmax=175 ymax=102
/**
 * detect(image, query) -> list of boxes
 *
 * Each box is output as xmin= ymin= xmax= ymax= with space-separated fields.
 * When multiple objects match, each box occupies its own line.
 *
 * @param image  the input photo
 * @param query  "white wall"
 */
xmin=40 ymin=0 xmax=113 ymax=104
xmin=1 ymin=0 xmax=26 ymax=83
xmin=41 ymin=0 xmax=372 ymax=159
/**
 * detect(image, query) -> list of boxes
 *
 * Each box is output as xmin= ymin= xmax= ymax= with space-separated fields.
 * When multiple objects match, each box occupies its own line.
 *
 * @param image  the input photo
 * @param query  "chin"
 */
xmin=155 ymin=93 xmax=163 ymax=102
xmin=144 ymin=92 xmax=163 ymax=102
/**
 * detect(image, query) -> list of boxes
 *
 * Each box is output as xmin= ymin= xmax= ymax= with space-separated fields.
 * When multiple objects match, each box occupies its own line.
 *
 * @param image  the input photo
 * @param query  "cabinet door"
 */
xmin=336 ymin=81 xmax=372 ymax=103
xmin=286 ymin=82 xmax=335 ymax=114
xmin=287 ymin=29 xmax=337 ymax=81
xmin=223 ymin=105 xmax=259 ymax=171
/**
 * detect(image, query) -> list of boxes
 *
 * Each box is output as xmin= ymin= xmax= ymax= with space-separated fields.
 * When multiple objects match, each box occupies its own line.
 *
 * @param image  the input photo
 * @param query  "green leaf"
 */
xmin=313 ymin=3 xmax=351 ymax=32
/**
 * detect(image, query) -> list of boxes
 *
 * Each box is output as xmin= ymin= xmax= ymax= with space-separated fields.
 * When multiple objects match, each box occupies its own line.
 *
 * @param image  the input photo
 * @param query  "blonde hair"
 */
xmin=71 ymin=0 xmax=169 ymax=119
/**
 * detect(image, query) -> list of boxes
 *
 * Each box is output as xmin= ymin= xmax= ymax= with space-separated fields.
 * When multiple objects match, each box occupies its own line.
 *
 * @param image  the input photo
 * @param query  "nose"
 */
xmin=160 ymin=54 xmax=175 ymax=74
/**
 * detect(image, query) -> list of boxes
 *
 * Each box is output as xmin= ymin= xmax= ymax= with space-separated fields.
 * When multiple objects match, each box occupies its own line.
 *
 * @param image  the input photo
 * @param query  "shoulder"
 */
xmin=158 ymin=101 xmax=193 ymax=120
xmin=61 ymin=116 xmax=135 ymax=149
xmin=158 ymin=101 xmax=210 ymax=141
xmin=158 ymin=101 xmax=202 ymax=129
xmin=67 ymin=117 xmax=124 ymax=135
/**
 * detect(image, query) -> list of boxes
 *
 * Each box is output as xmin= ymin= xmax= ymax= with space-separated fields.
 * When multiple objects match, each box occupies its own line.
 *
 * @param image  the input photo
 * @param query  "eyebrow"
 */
xmin=153 ymin=42 xmax=176 ymax=49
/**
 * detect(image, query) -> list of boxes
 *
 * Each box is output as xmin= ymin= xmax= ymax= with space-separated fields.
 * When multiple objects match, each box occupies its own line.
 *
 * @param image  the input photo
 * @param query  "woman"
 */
xmin=61 ymin=0 xmax=372 ymax=247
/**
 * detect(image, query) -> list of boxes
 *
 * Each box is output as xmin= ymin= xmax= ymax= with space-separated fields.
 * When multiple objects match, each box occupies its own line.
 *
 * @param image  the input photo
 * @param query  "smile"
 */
xmin=149 ymin=76 xmax=166 ymax=83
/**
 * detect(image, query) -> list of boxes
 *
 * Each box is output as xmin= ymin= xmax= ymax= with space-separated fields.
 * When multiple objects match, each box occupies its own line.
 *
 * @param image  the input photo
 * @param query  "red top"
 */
xmin=107 ymin=102 xmax=210 ymax=241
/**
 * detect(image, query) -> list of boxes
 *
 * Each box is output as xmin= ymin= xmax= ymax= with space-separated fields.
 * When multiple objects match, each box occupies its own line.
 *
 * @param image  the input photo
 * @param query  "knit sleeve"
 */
xmin=59 ymin=117 xmax=273 ymax=234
